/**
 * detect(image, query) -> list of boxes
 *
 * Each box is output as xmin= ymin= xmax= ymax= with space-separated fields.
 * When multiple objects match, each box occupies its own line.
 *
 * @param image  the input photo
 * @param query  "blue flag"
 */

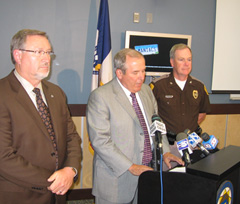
xmin=91 ymin=0 xmax=113 ymax=91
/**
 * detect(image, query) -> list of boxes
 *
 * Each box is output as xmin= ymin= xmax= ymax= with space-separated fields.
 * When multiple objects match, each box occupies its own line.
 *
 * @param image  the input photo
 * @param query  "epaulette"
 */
xmin=190 ymin=75 xmax=209 ymax=95
xmin=149 ymin=74 xmax=170 ymax=90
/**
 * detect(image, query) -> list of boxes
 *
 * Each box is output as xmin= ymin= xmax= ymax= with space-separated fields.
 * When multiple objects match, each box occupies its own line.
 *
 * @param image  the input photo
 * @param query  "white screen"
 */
xmin=212 ymin=0 xmax=240 ymax=93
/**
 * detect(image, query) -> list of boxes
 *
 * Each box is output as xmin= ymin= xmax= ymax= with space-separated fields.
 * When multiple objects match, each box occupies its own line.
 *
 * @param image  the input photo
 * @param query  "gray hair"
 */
xmin=114 ymin=48 xmax=144 ymax=74
xmin=10 ymin=29 xmax=50 ymax=64
xmin=169 ymin=43 xmax=192 ymax=59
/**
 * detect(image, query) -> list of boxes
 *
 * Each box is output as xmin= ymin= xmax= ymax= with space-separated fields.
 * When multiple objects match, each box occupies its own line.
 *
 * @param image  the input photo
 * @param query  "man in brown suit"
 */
xmin=0 ymin=29 xmax=81 ymax=204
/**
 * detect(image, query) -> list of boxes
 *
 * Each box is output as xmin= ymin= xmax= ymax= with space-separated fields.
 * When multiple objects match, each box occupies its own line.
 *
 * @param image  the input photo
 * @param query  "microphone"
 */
xmin=187 ymin=131 xmax=210 ymax=156
xmin=166 ymin=130 xmax=177 ymax=145
xmin=176 ymin=132 xmax=192 ymax=166
xmin=150 ymin=114 xmax=166 ymax=171
xmin=201 ymin=132 xmax=219 ymax=152
xmin=150 ymin=114 xmax=167 ymax=153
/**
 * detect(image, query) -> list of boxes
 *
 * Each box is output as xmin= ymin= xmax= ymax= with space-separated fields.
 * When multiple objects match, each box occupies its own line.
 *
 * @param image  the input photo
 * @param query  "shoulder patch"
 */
xmin=204 ymin=85 xmax=209 ymax=95
xmin=149 ymin=83 xmax=154 ymax=90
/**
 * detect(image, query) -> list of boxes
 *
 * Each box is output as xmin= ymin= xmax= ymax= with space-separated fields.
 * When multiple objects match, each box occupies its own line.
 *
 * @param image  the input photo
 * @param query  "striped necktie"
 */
xmin=130 ymin=93 xmax=152 ymax=165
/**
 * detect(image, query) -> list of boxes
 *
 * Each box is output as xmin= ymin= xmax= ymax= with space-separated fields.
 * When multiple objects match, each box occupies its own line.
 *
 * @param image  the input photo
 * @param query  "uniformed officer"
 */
xmin=150 ymin=43 xmax=211 ymax=144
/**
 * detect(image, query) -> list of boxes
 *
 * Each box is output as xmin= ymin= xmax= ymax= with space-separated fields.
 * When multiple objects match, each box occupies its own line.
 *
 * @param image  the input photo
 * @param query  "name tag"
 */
xmin=165 ymin=95 xmax=173 ymax=99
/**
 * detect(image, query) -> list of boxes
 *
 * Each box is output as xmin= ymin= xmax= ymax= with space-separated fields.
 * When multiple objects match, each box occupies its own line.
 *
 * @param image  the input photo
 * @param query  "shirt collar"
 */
xmin=14 ymin=69 xmax=43 ymax=94
xmin=116 ymin=77 xmax=132 ymax=96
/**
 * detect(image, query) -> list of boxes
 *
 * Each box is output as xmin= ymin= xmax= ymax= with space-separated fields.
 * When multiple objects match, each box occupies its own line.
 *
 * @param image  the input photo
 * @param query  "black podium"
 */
xmin=138 ymin=145 xmax=240 ymax=204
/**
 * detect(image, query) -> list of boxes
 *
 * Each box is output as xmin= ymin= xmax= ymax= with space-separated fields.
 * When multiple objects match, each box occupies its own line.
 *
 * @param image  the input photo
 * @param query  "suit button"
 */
xmin=51 ymin=152 xmax=55 ymax=156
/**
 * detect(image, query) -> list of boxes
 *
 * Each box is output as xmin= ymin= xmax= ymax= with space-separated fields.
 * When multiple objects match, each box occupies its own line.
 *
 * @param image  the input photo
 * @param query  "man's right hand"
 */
xmin=128 ymin=164 xmax=153 ymax=176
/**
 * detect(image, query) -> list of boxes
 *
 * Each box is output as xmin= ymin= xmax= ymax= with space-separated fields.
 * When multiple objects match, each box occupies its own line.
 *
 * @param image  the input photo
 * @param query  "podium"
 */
xmin=138 ymin=145 xmax=240 ymax=204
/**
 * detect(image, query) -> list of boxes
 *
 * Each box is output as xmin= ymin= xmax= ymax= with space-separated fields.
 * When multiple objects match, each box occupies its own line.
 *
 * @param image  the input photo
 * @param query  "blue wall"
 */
xmin=0 ymin=0 xmax=236 ymax=104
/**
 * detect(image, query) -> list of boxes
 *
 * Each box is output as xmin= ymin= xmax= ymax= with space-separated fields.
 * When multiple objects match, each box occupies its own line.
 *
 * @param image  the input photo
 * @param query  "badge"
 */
xmin=193 ymin=90 xmax=198 ymax=99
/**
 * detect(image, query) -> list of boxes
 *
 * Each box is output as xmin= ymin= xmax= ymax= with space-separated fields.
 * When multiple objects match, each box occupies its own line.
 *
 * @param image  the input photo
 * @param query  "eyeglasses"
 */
xmin=19 ymin=49 xmax=54 ymax=57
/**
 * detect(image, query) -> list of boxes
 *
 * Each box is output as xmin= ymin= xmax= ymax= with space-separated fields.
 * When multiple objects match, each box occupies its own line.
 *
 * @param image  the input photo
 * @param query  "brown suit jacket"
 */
xmin=0 ymin=71 xmax=81 ymax=204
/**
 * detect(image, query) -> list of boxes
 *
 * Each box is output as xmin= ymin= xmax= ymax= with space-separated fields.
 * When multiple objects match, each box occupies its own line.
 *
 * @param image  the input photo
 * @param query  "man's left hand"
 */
xmin=163 ymin=152 xmax=184 ymax=169
xmin=47 ymin=167 xmax=75 ymax=195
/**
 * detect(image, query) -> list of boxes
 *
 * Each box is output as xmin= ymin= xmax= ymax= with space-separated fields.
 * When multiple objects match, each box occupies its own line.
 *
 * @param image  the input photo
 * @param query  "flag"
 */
xmin=89 ymin=0 xmax=113 ymax=154
xmin=91 ymin=0 xmax=113 ymax=91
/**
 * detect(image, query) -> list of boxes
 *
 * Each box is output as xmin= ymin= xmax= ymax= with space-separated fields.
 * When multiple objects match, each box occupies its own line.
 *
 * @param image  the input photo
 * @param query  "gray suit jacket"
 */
xmin=86 ymin=77 xmax=170 ymax=203
xmin=0 ymin=71 xmax=81 ymax=204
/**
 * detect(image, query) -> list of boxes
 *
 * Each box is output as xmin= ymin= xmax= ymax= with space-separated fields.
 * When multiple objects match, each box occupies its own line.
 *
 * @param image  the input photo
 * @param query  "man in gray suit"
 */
xmin=87 ymin=48 xmax=184 ymax=204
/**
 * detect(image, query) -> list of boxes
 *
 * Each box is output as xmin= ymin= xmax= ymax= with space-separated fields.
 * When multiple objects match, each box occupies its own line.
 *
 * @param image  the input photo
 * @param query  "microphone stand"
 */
xmin=153 ymin=133 xmax=161 ymax=171
xmin=158 ymin=134 xmax=163 ymax=204
xmin=156 ymin=140 xmax=161 ymax=172
xmin=154 ymin=132 xmax=164 ymax=204
xmin=152 ymin=138 xmax=158 ymax=171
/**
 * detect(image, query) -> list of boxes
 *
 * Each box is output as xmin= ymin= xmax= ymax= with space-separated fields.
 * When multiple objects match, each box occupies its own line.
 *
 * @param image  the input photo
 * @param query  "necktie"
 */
xmin=33 ymin=88 xmax=58 ymax=170
xmin=130 ymin=93 xmax=152 ymax=165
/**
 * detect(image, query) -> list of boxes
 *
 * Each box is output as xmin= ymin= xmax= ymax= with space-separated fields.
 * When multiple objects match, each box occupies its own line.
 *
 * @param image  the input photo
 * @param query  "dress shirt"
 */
xmin=116 ymin=78 xmax=153 ymax=147
xmin=14 ymin=69 xmax=47 ymax=109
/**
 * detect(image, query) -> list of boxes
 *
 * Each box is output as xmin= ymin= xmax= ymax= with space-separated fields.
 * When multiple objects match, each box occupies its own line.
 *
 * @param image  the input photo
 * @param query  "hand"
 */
xmin=128 ymin=164 xmax=153 ymax=176
xmin=163 ymin=152 xmax=184 ymax=169
xmin=47 ymin=167 xmax=75 ymax=195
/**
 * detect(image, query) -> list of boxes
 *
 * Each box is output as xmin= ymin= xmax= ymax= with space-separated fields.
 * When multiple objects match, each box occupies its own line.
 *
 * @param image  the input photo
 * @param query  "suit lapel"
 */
xmin=9 ymin=72 xmax=53 ymax=142
xmin=112 ymin=78 xmax=142 ymax=128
